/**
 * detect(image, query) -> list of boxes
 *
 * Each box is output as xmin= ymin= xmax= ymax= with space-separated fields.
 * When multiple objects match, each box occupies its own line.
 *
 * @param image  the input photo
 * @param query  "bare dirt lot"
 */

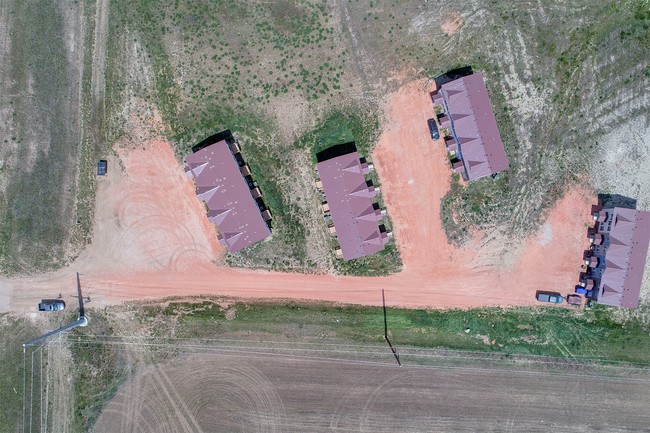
xmin=0 ymin=80 xmax=595 ymax=313
xmin=91 ymin=351 xmax=650 ymax=432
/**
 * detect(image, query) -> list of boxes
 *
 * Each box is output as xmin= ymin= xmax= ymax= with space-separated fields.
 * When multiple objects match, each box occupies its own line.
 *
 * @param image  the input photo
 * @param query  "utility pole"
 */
xmin=382 ymin=289 xmax=401 ymax=366
xmin=23 ymin=273 xmax=89 ymax=347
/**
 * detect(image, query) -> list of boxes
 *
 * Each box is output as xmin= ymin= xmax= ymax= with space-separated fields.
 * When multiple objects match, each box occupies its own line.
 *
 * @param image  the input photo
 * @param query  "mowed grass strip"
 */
xmin=294 ymin=109 xmax=380 ymax=161
xmin=138 ymin=299 xmax=650 ymax=366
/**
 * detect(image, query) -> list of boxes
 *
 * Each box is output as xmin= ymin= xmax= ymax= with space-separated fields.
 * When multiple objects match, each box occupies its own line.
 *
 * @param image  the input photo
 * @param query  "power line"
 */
xmin=60 ymin=336 xmax=650 ymax=383
xmin=43 ymin=341 xmax=51 ymax=433
xmin=58 ymin=333 xmax=647 ymax=365
xmin=59 ymin=333 xmax=650 ymax=368
xmin=59 ymin=335 xmax=650 ymax=380
xmin=29 ymin=349 xmax=34 ymax=433
xmin=40 ymin=348 xmax=43 ymax=433
xmin=21 ymin=339 xmax=53 ymax=433
xmin=22 ymin=346 xmax=26 ymax=433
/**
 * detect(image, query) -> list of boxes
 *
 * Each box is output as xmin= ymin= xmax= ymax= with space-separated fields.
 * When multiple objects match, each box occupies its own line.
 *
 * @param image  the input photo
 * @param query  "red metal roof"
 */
xmin=185 ymin=139 xmax=271 ymax=252
xmin=316 ymin=151 xmax=387 ymax=260
xmin=594 ymin=208 xmax=650 ymax=308
xmin=438 ymin=73 xmax=509 ymax=181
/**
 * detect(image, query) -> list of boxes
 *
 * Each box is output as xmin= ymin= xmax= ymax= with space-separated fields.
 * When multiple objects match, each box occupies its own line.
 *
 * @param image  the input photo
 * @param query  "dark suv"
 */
xmin=38 ymin=299 xmax=66 ymax=312
xmin=427 ymin=118 xmax=440 ymax=140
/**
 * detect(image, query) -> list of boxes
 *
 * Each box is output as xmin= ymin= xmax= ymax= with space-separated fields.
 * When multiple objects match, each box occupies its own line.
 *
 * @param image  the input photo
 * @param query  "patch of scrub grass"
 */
xmin=294 ymin=108 xmax=380 ymax=160
xmin=142 ymin=299 xmax=650 ymax=366
xmin=72 ymin=0 xmax=106 ymax=257
xmin=553 ymin=1 xmax=650 ymax=111
xmin=110 ymin=0 xmax=179 ymax=124
xmin=68 ymin=314 xmax=129 ymax=433
xmin=333 ymin=243 xmax=402 ymax=276
xmin=0 ymin=316 xmax=40 ymax=433
xmin=110 ymin=0 xmax=343 ymax=130
xmin=441 ymin=172 xmax=512 ymax=245
xmin=438 ymin=1 xmax=649 ymax=246
xmin=0 ymin=0 xmax=94 ymax=275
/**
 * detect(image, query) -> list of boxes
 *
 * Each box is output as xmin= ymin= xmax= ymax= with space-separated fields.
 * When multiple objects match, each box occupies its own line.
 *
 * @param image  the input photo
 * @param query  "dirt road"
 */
xmin=0 ymin=80 xmax=595 ymax=313
xmin=91 ymin=350 xmax=650 ymax=432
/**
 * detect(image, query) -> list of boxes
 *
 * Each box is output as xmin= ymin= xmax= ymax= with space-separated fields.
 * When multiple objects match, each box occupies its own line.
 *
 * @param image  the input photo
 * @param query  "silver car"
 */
xmin=38 ymin=299 xmax=66 ymax=311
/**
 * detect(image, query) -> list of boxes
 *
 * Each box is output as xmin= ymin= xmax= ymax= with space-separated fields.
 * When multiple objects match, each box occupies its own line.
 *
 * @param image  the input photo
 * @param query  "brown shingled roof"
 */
xmin=316 ymin=150 xmax=387 ymax=261
xmin=437 ymin=73 xmax=509 ymax=181
xmin=591 ymin=207 xmax=650 ymax=308
xmin=185 ymin=138 xmax=271 ymax=252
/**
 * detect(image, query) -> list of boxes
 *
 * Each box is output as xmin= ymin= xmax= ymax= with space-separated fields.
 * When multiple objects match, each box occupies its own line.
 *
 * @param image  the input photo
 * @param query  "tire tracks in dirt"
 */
xmin=93 ymin=349 xmax=650 ymax=431
xmin=93 ymin=355 xmax=287 ymax=432
xmin=150 ymin=366 xmax=197 ymax=433
xmin=159 ymin=367 xmax=206 ymax=433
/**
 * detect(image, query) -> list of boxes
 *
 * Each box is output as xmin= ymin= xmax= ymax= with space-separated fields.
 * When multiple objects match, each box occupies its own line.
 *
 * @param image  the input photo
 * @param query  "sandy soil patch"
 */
xmin=441 ymin=12 xmax=462 ymax=36
xmin=70 ymin=110 xmax=224 ymax=277
xmin=1 ymin=80 xmax=595 ymax=312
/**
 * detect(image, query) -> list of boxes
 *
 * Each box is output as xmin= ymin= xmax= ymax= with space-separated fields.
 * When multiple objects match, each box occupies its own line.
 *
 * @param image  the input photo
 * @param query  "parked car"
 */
xmin=535 ymin=291 xmax=563 ymax=304
xmin=38 ymin=299 xmax=65 ymax=312
xmin=427 ymin=118 xmax=440 ymax=140
xmin=97 ymin=159 xmax=108 ymax=176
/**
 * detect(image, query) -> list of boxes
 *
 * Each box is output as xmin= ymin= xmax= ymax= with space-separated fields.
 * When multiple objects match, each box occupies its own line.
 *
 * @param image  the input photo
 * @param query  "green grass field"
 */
xmin=138 ymin=299 xmax=650 ymax=365
xmin=0 ymin=316 xmax=41 ymax=433
xmin=68 ymin=317 xmax=129 ymax=432
xmin=0 ymin=0 xmax=98 ymax=275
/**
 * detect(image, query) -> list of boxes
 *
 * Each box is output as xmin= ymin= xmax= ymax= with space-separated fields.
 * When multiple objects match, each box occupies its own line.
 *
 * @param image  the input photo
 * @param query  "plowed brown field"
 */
xmin=91 ymin=351 xmax=650 ymax=432
xmin=0 ymin=80 xmax=595 ymax=313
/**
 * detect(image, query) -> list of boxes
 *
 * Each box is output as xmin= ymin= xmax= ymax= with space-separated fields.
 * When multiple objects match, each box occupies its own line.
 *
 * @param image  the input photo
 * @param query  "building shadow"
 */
xmin=434 ymin=66 xmax=474 ymax=89
xmin=192 ymin=130 xmax=235 ymax=153
xmin=596 ymin=193 xmax=637 ymax=211
xmin=316 ymin=142 xmax=358 ymax=163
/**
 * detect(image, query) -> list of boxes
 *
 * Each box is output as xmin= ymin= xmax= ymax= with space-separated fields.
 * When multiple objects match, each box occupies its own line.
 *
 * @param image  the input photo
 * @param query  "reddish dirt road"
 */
xmin=0 ymin=80 xmax=595 ymax=313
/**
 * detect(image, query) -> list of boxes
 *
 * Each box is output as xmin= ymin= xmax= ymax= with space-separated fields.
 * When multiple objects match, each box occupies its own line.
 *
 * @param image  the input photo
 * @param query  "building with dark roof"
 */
xmin=431 ymin=73 xmax=509 ymax=181
xmin=185 ymin=133 xmax=271 ymax=252
xmin=316 ymin=146 xmax=389 ymax=260
xmin=579 ymin=207 xmax=650 ymax=308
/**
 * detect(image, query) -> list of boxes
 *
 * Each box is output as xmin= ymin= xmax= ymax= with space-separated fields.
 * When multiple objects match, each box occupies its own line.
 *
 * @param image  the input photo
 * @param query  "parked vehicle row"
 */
xmin=535 ymin=291 xmax=583 ymax=307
